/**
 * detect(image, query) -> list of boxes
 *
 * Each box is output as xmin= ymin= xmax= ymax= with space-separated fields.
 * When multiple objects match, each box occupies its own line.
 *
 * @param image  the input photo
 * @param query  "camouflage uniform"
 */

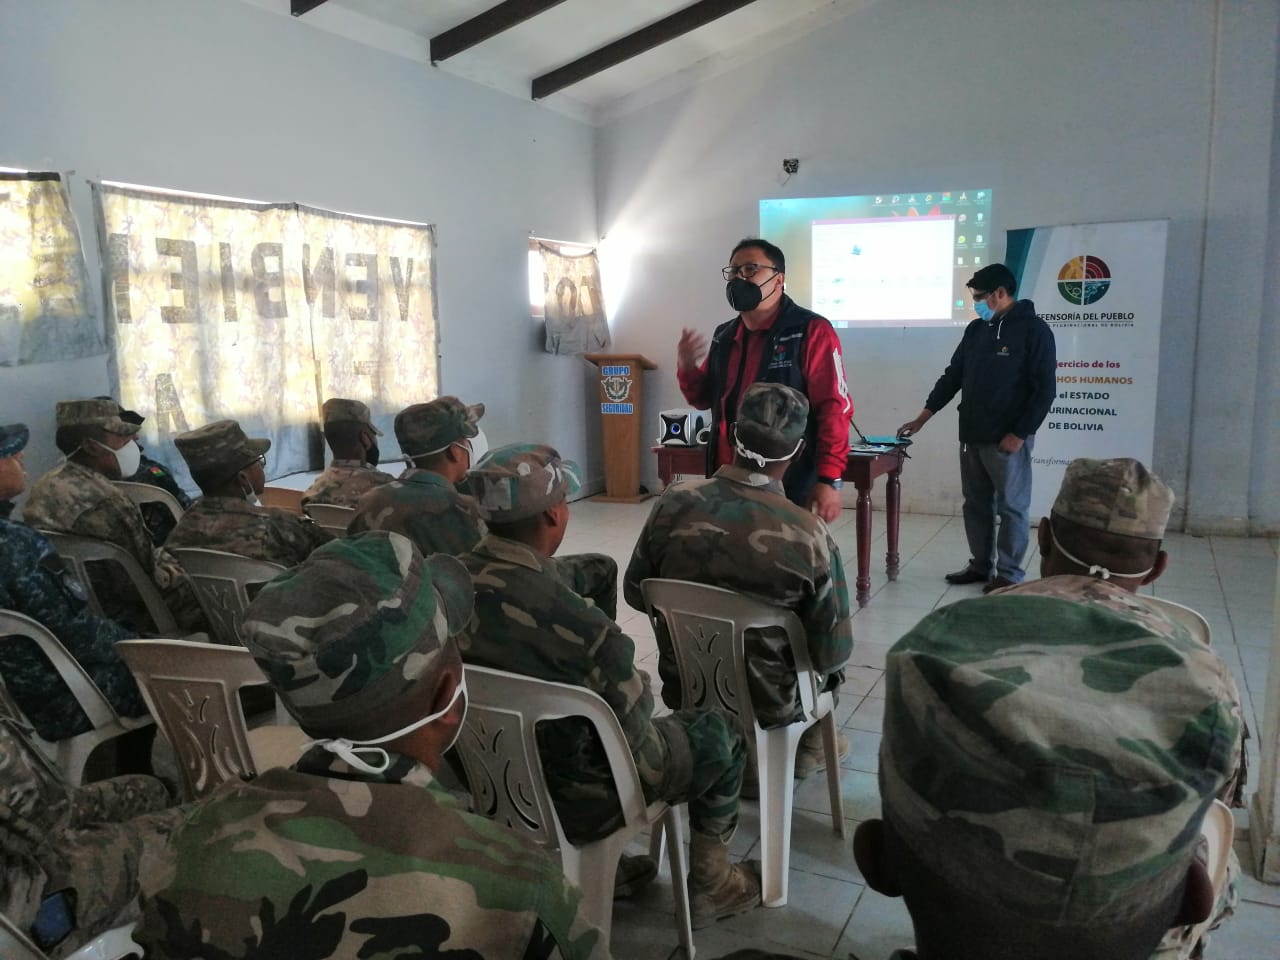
xmin=0 ymin=683 xmax=180 ymax=958
xmin=137 ymin=531 xmax=606 ymax=960
xmin=170 ymin=419 xmax=332 ymax=566
xmin=624 ymin=460 xmax=852 ymax=727
xmin=167 ymin=496 xmax=332 ymax=567
xmin=301 ymin=459 xmax=394 ymax=509
xmin=354 ymin=397 xmax=618 ymax=616
xmin=349 ymin=467 xmax=486 ymax=555
xmin=880 ymin=580 xmax=1242 ymax=957
xmin=0 ymin=514 xmax=147 ymax=740
xmin=301 ymin=399 xmax=394 ymax=508
xmin=23 ymin=459 xmax=203 ymax=633
xmin=462 ymin=444 xmax=747 ymax=846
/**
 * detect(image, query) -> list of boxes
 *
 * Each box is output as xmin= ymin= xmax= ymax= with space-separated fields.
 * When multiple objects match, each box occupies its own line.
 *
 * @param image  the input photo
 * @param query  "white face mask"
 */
xmin=92 ymin=438 xmax=141 ymax=478
xmin=465 ymin=428 xmax=489 ymax=465
xmin=307 ymin=675 xmax=468 ymax=775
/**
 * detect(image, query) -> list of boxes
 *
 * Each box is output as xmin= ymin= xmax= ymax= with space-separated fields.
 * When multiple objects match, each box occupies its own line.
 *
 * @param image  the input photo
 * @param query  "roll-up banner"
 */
xmin=1006 ymin=219 xmax=1168 ymax=518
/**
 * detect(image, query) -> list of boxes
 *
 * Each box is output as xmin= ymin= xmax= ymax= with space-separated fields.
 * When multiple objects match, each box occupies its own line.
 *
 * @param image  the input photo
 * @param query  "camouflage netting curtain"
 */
xmin=540 ymin=241 xmax=610 ymax=355
xmin=94 ymin=183 xmax=437 ymax=489
xmin=0 ymin=172 xmax=104 ymax=365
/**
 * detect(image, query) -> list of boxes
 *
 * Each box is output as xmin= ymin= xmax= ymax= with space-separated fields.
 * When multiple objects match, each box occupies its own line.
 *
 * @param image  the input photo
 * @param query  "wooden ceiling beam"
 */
xmin=531 ymin=0 xmax=759 ymax=100
xmin=291 ymin=0 xmax=330 ymax=16
xmin=431 ymin=0 xmax=572 ymax=64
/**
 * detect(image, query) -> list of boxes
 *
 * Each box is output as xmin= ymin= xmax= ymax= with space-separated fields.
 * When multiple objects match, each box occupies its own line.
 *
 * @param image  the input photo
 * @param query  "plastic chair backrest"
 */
xmin=1186 ymin=799 xmax=1234 ymax=949
xmin=116 ymin=638 xmax=276 ymax=799
xmin=303 ymin=503 xmax=355 ymax=535
xmin=112 ymin=481 xmax=185 ymax=525
xmin=36 ymin=531 xmax=177 ymax=635
xmin=0 ymin=912 xmax=143 ymax=960
xmin=259 ymin=486 xmax=304 ymax=516
xmin=640 ymin=578 xmax=819 ymax=729
xmin=168 ymin=548 xmax=286 ymax=646
xmin=0 ymin=609 xmax=150 ymax=785
xmin=456 ymin=665 xmax=649 ymax=854
xmin=1143 ymin=596 xmax=1213 ymax=646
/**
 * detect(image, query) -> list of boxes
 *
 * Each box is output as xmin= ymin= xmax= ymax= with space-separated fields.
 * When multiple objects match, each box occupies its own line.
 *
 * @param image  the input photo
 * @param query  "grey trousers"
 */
xmin=958 ymin=437 xmax=1034 ymax=582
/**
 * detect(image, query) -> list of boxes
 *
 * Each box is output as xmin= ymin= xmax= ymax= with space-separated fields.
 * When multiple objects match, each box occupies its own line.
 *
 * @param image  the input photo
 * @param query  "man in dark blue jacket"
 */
xmin=897 ymin=264 xmax=1056 ymax=592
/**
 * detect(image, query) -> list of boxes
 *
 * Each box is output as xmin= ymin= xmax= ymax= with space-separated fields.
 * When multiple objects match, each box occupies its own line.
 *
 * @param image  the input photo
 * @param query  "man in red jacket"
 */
xmin=677 ymin=238 xmax=854 ymax=523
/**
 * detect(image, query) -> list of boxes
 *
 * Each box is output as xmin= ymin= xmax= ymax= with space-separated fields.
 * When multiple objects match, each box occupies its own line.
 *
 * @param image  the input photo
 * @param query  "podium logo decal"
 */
xmin=602 ymin=375 xmax=633 ymax=403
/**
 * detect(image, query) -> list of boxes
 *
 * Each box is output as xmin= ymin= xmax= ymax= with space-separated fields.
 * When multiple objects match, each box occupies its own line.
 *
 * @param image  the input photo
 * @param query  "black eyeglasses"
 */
xmin=722 ymin=263 xmax=780 ymax=281
xmin=242 ymin=454 xmax=267 ymax=471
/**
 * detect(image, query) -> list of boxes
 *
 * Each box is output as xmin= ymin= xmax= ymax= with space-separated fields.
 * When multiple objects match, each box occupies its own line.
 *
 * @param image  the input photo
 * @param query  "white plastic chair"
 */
xmin=303 ymin=502 xmax=355 ymax=535
xmin=37 ymin=531 xmax=177 ymax=635
xmin=456 ymin=665 xmax=695 ymax=959
xmin=168 ymin=548 xmax=286 ymax=646
xmin=0 ymin=610 xmax=154 ymax=786
xmin=1187 ymin=799 xmax=1235 ymax=950
xmin=117 ymin=638 xmax=307 ymax=801
xmin=641 ymin=578 xmax=846 ymax=908
xmin=0 ymin=912 xmax=141 ymax=960
xmin=1144 ymin=595 xmax=1213 ymax=645
xmin=112 ymin=480 xmax=185 ymax=525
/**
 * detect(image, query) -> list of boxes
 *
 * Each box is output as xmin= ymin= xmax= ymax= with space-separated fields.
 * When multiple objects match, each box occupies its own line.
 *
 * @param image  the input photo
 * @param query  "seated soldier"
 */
xmin=168 ymin=419 xmax=331 ymax=566
xmin=348 ymin=396 xmax=489 ymax=553
xmin=300 ymin=398 xmax=394 ymax=508
xmin=0 ymin=422 xmax=148 ymax=740
xmin=624 ymin=382 xmax=853 ymax=777
xmin=352 ymin=398 xmax=618 ymax=615
xmin=1 ymin=680 xmax=181 ymax=958
xmin=22 ymin=398 xmax=203 ymax=632
xmin=1026 ymin=456 xmax=1248 ymax=959
xmin=853 ymin=586 xmax=1242 ymax=960
xmin=95 ymin=397 xmax=193 ymax=546
xmin=136 ymin=531 xmax=605 ymax=960
xmin=461 ymin=443 xmax=761 ymax=929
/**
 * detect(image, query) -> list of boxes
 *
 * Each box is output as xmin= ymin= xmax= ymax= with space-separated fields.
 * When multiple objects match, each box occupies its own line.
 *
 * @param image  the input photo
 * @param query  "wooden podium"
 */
xmin=584 ymin=352 xmax=657 ymax=503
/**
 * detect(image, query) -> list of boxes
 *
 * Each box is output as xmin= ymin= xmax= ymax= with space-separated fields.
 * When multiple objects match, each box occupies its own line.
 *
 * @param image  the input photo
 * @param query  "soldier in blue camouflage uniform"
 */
xmin=461 ymin=443 xmax=762 ymax=928
xmin=1 ymin=680 xmax=181 ymax=958
xmin=96 ymin=398 xmax=193 ymax=545
xmin=168 ymin=419 xmax=332 ymax=566
xmin=624 ymin=382 xmax=854 ymax=776
xmin=351 ymin=397 xmax=619 ymax=616
xmin=22 ymin=399 xmax=205 ymax=633
xmin=136 ymin=531 xmax=606 ymax=960
xmin=300 ymin=398 xmax=395 ymax=508
xmin=853 ymin=584 xmax=1242 ymax=960
xmin=0 ymin=422 xmax=148 ymax=740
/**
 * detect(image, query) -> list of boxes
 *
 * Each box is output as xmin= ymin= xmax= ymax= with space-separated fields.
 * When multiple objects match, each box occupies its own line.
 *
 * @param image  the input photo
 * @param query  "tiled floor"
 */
xmin=560 ymin=500 xmax=1280 ymax=960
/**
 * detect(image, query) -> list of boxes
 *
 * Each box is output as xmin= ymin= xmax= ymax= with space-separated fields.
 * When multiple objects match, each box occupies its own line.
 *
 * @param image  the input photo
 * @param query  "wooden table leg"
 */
xmin=856 ymin=482 xmax=872 ymax=606
xmin=886 ymin=467 xmax=901 ymax=581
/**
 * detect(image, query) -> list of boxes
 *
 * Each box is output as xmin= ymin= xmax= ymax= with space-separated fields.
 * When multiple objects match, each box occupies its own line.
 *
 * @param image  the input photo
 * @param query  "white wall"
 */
xmin=596 ymin=0 xmax=1280 ymax=532
xmin=0 ymin=0 xmax=601 ymax=490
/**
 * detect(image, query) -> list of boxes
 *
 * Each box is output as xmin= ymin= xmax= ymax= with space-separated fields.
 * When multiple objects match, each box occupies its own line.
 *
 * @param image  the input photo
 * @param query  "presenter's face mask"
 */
xmin=973 ymin=292 xmax=995 ymax=322
xmin=724 ymin=266 xmax=781 ymax=313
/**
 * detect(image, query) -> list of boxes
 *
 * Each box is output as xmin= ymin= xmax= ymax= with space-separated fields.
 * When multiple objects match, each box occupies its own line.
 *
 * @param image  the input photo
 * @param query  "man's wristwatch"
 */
xmin=817 ymin=476 xmax=844 ymax=490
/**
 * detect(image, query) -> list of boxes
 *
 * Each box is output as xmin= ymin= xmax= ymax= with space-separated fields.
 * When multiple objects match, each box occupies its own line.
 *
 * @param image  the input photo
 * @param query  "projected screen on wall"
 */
xmin=759 ymin=190 xmax=994 ymax=327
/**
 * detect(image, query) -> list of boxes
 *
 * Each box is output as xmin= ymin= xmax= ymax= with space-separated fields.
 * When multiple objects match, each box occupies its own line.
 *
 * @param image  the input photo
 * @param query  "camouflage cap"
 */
xmin=321 ymin=397 xmax=383 ymax=436
xmin=0 ymin=423 xmax=29 ymax=458
xmin=173 ymin=419 xmax=270 ymax=478
xmin=241 ymin=531 xmax=474 ymax=741
xmin=881 ymin=580 xmax=1240 ymax=926
xmin=55 ymin=398 xmax=140 ymax=436
xmin=469 ymin=442 xmax=581 ymax=522
xmin=1052 ymin=457 xmax=1173 ymax=540
xmin=735 ymin=382 xmax=809 ymax=459
xmin=395 ymin=397 xmax=483 ymax=457
xmin=94 ymin=396 xmax=146 ymax=426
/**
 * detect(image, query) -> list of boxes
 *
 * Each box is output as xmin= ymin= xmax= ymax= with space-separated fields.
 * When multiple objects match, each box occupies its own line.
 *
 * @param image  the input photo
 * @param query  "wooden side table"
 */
xmin=843 ymin=449 xmax=907 ymax=606
xmin=651 ymin=444 xmax=706 ymax=490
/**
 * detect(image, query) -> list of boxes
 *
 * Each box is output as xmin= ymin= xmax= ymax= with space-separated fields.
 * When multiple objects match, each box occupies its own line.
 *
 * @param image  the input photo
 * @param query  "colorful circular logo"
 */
xmin=1057 ymin=255 xmax=1112 ymax=305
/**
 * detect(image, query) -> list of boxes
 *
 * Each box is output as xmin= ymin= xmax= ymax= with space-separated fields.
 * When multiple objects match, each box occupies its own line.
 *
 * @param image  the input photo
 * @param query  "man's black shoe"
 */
xmin=944 ymin=566 xmax=990 ymax=585
xmin=983 ymin=576 xmax=1018 ymax=594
